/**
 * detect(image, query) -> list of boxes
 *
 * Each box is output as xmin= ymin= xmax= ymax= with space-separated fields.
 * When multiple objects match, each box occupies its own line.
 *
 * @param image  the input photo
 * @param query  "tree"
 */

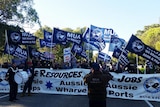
xmin=0 ymin=0 xmax=41 ymax=27
xmin=155 ymin=41 xmax=160 ymax=51
xmin=135 ymin=24 xmax=160 ymax=37
xmin=138 ymin=27 xmax=160 ymax=50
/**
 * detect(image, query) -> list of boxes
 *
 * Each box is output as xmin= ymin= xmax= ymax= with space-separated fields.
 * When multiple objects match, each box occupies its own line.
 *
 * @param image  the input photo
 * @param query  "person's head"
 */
xmin=27 ymin=61 xmax=33 ymax=67
xmin=90 ymin=62 xmax=100 ymax=73
xmin=11 ymin=62 xmax=17 ymax=70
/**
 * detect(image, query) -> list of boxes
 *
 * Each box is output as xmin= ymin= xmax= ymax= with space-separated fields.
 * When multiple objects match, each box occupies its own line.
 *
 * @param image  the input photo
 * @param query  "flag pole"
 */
xmin=47 ymin=29 xmax=54 ymax=68
xmin=136 ymin=55 xmax=139 ymax=74
xmin=83 ymin=28 xmax=90 ymax=63
xmin=26 ymin=45 xmax=30 ymax=61
xmin=144 ymin=60 xmax=147 ymax=74
xmin=5 ymin=30 xmax=11 ymax=62
xmin=50 ymin=30 xmax=53 ymax=63
xmin=85 ymin=28 xmax=90 ymax=63
xmin=108 ymin=35 xmax=112 ymax=55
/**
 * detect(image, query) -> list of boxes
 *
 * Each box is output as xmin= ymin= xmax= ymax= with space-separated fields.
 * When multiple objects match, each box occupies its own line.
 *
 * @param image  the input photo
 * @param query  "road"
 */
xmin=0 ymin=93 xmax=160 ymax=107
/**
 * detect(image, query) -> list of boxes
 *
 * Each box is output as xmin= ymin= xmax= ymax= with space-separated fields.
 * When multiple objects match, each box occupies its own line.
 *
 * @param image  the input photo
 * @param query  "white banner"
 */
xmin=32 ymin=68 xmax=89 ymax=95
xmin=107 ymin=73 xmax=160 ymax=102
xmin=0 ymin=68 xmax=160 ymax=102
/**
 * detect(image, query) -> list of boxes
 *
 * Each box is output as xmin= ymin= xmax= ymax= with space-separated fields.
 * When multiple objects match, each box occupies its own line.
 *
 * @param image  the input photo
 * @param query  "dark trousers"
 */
xmin=89 ymin=99 xmax=106 ymax=107
xmin=23 ymin=77 xmax=33 ymax=94
xmin=9 ymin=82 xmax=18 ymax=100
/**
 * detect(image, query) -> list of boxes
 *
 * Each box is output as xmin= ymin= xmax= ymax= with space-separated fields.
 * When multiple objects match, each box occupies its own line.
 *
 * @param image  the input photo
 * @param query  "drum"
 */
xmin=14 ymin=71 xmax=29 ymax=84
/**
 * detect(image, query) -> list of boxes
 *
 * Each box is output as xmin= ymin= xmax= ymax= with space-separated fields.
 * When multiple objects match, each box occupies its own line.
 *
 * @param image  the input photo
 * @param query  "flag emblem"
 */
xmin=10 ymin=32 xmax=21 ymax=43
xmin=91 ymin=28 xmax=103 ymax=42
xmin=132 ymin=40 xmax=144 ymax=52
xmin=56 ymin=31 xmax=66 ymax=41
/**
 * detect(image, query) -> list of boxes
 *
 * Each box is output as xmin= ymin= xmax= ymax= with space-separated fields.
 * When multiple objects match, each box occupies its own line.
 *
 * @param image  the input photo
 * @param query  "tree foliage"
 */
xmin=138 ymin=26 xmax=160 ymax=51
xmin=0 ymin=0 xmax=41 ymax=27
xmin=0 ymin=0 xmax=41 ymax=63
xmin=155 ymin=41 xmax=160 ymax=51
xmin=135 ymin=24 xmax=160 ymax=37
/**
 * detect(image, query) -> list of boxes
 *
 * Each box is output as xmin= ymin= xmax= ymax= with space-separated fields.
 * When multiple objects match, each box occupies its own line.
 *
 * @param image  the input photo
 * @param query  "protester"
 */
xmin=81 ymin=60 xmax=89 ymax=69
xmin=21 ymin=61 xmax=35 ymax=96
xmin=83 ymin=62 xmax=113 ymax=107
xmin=62 ymin=62 xmax=71 ymax=69
xmin=71 ymin=55 xmax=77 ymax=68
xmin=5 ymin=63 xmax=18 ymax=102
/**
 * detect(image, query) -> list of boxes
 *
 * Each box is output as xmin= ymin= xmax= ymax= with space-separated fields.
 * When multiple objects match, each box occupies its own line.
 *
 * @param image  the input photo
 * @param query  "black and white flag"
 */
xmin=126 ymin=35 xmax=160 ymax=65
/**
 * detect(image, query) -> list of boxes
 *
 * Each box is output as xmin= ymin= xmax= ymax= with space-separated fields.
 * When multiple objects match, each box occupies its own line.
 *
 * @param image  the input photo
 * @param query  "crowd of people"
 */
xmin=1 ymin=57 xmax=160 ymax=74
xmin=1 ymin=56 xmax=160 ymax=106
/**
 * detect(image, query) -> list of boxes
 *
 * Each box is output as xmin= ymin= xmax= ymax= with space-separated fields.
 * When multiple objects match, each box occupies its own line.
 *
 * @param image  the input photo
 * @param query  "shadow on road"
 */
xmin=0 ymin=93 xmax=160 ymax=107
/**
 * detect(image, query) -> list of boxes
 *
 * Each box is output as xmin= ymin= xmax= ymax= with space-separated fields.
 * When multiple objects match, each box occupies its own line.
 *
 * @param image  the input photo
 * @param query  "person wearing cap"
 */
xmin=83 ymin=62 xmax=113 ymax=107
xmin=21 ymin=61 xmax=35 ymax=96
xmin=5 ymin=63 xmax=18 ymax=102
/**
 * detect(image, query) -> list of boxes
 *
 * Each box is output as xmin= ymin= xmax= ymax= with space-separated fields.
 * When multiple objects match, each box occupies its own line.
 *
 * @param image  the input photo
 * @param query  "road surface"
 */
xmin=0 ymin=93 xmax=160 ymax=107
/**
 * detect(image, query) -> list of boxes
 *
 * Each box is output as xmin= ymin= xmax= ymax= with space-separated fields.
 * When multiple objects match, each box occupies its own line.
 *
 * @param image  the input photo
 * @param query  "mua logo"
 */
xmin=91 ymin=28 xmax=103 ymax=42
xmin=143 ymin=77 xmax=160 ymax=93
xmin=115 ymin=52 xmax=120 ymax=57
xmin=10 ymin=32 xmax=21 ymax=43
xmin=31 ymin=49 xmax=39 ymax=57
xmin=41 ymin=41 xmax=46 ymax=46
xmin=132 ymin=40 xmax=144 ymax=52
xmin=74 ymin=45 xmax=82 ymax=53
xmin=56 ymin=31 xmax=66 ymax=41
xmin=7 ymin=45 xmax=16 ymax=54
xmin=112 ymin=38 xmax=122 ymax=45
xmin=45 ymin=33 xmax=52 ymax=42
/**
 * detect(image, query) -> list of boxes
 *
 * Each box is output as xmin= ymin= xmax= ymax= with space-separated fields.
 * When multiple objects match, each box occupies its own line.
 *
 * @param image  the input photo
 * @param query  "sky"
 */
xmin=25 ymin=0 xmax=160 ymax=42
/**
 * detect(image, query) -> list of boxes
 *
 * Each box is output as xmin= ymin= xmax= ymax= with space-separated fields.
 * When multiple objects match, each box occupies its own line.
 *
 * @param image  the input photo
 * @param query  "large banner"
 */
xmin=0 ymin=68 xmax=160 ymax=102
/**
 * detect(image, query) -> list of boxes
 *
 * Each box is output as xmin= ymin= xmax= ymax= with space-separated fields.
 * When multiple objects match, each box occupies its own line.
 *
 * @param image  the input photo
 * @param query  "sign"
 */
xmin=0 ymin=68 xmax=160 ymax=102
xmin=63 ymin=47 xmax=71 ymax=62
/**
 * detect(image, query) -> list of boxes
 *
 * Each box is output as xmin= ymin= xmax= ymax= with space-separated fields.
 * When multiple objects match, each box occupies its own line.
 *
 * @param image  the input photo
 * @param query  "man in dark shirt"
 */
xmin=83 ymin=62 xmax=113 ymax=107
xmin=5 ymin=63 xmax=18 ymax=102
